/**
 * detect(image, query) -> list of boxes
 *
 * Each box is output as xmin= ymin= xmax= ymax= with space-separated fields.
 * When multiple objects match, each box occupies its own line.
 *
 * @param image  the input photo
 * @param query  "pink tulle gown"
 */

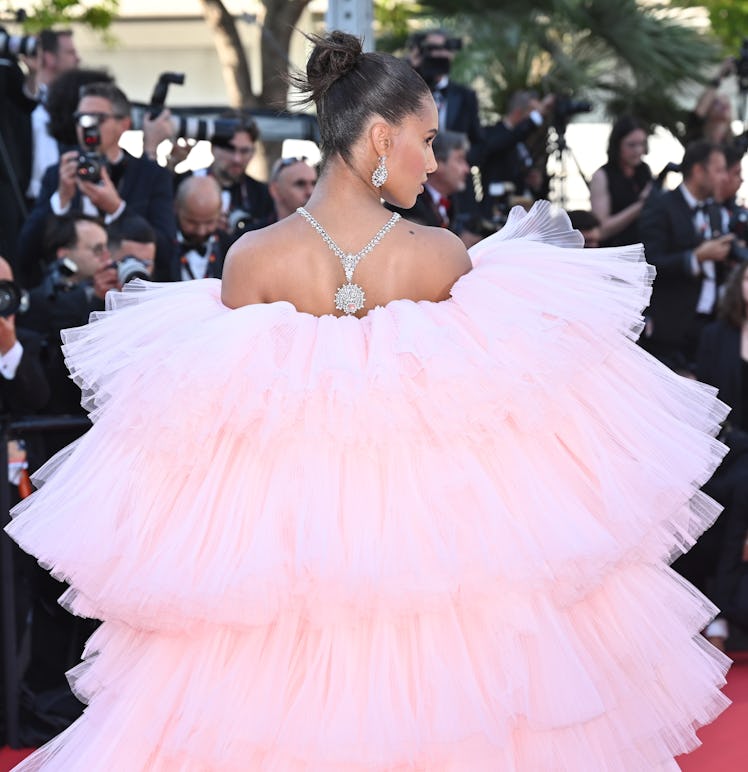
xmin=5 ymin=203 xmax=731 ymax=770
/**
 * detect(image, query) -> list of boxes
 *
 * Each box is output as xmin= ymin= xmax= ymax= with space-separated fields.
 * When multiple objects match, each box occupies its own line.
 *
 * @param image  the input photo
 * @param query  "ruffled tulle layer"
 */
xmin=6 ymin=203 xmax=731 ymax=769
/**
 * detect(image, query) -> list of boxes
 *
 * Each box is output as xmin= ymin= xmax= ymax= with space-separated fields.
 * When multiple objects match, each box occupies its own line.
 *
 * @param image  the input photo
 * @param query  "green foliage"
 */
xmin=671 ymin=0 xmax=748 ymax=55
xmin=4 ymin=0 xmax=118 ymax=33
xmin=413 ymin=0 xmax=720 ymax=134
xmin=375 ymin=0 xmax=429 ymax=53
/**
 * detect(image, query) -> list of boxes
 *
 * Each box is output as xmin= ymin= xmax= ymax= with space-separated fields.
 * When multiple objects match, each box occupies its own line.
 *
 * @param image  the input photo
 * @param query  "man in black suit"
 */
xmin=16 ymin=81 xmax=177 ymax=286
xmin=639 ymin=140 xmax=734 ymax=374
xmin=388 ymin=131 xmax=470 ymax=231
xmin=172 ymin=176 xmax=232 ymax=281
xmin=408 ymin=30 xmax=483 ymax=164
xmin=481 ymin=90 xmax=554 ymax=214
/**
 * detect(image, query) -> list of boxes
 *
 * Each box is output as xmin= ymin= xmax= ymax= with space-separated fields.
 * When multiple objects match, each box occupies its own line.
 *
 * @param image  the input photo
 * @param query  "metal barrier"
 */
xmin=1 ymin=414 xmax=91 ymax=749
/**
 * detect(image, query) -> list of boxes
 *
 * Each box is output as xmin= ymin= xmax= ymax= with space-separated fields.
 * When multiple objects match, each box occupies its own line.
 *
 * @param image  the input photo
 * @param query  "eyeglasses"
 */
xmin=81 ymin=242 xmax=109 ymax=256
xmin=215 ymin=142 xmax=255 ymax=158
xmin=74 ymin=112 xmax=126 ymax=127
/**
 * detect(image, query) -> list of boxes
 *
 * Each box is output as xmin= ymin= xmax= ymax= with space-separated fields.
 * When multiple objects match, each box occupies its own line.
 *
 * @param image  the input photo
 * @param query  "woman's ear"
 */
xmin=369 ymin=121 xmax=392 ymax=157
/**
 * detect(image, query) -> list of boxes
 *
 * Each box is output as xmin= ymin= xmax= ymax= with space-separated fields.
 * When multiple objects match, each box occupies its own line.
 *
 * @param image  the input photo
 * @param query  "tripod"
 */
xmin=547 ymin=121 xmax=590 ymax=209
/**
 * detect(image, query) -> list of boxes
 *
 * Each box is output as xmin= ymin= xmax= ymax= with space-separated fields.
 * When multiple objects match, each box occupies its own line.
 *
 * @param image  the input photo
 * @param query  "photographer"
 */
xmin=108 ymin=214 xmax=157 ymax=281
xmin=480 ymin=90 xmax=554 ymax=213
xmin=407 ymin=29 xmax=483 ymax=165
xmin=681 ymin=58 xmax=737 ymax=148
xmin=17 ymin=81 xmax=177 ymax=284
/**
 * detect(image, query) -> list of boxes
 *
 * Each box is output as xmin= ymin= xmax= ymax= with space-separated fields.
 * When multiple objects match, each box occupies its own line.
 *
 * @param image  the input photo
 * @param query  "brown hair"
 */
xmin=717 ymin=262 xmax=748 ymax=329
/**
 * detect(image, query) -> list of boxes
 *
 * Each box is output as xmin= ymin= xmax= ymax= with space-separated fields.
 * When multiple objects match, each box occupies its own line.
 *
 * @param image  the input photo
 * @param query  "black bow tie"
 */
xmin=178 ymin=241 xmax=209 ymax=258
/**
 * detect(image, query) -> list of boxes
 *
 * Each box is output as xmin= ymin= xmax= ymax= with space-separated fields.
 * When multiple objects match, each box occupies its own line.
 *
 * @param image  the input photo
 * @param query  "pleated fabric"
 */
xmin=7 ymin=202 xmax=730 ymax=770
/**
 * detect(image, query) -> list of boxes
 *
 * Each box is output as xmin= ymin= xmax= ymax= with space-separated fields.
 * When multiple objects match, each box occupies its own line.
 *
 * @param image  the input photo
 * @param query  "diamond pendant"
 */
xmin=335 ymin=282 xmax=365 ymax=315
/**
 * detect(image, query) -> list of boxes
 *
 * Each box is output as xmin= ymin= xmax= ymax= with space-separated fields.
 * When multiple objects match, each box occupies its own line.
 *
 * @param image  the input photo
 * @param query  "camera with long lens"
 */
xmin=145 ymin=71 xmax=243 ymax=145
xmin=0 ymin=280 xmax=29 ymax=318
xmin=40 ymin=257 xmax=79 ymax=300
xmin=0 ymin=26 xmax=37 ymax=59
xmin=113 ymin=255 xmax=150 ymax=285
xmin=553 ymin=96 xmax=594 ymax=123
xmin=76 ymin=114 xmax=103 ymax=184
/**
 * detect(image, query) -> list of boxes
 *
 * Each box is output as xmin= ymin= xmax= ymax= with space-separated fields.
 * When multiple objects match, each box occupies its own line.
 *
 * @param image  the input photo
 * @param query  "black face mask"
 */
xmin=418 ymin=56 xmax=451 ymax=89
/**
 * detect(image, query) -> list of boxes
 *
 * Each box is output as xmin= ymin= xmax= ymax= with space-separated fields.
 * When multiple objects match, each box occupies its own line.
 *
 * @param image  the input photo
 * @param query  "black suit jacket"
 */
xmin=440 ymin=81 xmax=483 ymax=164
xmin=0 ymin=61 xmax=35 ymax=264
xmin=17 ymin=150 xmax=177 ymax=286
xmin=387 ymin=190 xmax=459 ymax=230
xmin=0 ymin=328 xmax=50 ymax=415
xmin=480 ymin=117 xmax=540 ymax=195
xmin=697 ymin=320 xmax=744 ymax=431
xmin=639 ymin=187 xmax=727 ymax=356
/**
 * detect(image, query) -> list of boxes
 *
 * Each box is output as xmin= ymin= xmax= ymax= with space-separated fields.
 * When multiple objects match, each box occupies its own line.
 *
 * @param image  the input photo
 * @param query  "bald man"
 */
xmin=173 ymin=175 xmax=230 ymax=281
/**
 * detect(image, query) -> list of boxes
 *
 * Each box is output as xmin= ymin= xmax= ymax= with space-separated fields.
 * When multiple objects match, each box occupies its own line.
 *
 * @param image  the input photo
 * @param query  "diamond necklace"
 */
xmin=296 ymin=206 xmax=401 ymax=315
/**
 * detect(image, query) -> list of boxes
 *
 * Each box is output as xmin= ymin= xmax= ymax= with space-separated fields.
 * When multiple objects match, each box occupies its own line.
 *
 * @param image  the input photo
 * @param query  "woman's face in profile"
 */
xmin=381 ymin=98 xmax=439 ymax=209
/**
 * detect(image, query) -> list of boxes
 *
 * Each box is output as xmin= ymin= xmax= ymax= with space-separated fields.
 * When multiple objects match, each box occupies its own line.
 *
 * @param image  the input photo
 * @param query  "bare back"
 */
xmin=221 ymin=211 xmax=472 ymax=318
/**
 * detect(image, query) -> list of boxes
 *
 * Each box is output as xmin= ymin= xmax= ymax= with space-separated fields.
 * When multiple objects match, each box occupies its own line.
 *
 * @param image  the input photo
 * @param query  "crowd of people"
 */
xmin=0 ymin=23 xmax=747 ymax=748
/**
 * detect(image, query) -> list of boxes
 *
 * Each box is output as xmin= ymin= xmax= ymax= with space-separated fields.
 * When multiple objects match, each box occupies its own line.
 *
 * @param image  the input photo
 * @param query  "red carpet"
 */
xmin=2 ymin=655 xmax=746 ymax=771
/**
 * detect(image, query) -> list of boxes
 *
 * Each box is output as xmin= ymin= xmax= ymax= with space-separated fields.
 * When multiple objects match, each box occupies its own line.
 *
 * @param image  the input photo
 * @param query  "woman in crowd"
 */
xmin=590 ymin=115 xmax=653 ymax=247
xmin=7 ymin=31 xmax=730 ymax=770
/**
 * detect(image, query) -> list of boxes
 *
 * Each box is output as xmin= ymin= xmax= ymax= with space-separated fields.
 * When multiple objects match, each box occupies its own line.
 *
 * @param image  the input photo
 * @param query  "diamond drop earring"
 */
xmin=371 ymin=156 xmax=388 ymax=188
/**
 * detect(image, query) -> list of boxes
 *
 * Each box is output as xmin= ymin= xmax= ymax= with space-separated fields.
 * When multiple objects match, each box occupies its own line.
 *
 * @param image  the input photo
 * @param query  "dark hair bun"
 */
xmin=305 ymin=31 xmax=363 ymax=101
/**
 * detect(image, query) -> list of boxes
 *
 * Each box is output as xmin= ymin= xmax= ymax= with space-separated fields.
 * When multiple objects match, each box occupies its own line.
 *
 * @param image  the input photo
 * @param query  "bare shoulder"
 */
xmin=221 ymin=220 xmax=297 ymax=309
xmin=399 ymin=222 xmax=472 ymax=301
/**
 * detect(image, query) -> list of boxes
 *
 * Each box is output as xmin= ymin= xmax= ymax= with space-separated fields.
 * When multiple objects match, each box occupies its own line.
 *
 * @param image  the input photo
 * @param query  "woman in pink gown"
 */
xmin=6 ymin=31 xmax=731 ymax=770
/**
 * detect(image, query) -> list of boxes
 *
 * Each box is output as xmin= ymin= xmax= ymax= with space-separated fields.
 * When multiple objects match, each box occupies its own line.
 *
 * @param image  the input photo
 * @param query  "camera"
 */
xmin=0 ymin=26 xmax=36 ymax=59
xmin=553 ymin=96 xmax=594 ymax=122
xmin=39 ymin=257 xmax=79 ymax=301
xmin=76 ymin=114 xmax=103 ymax=184
xmin=114 ymin=255 xmax=151 ymax=285
xmin=0 ymin=280 xmax=29 ymax=318
xmin=419 ymin=37 xmax=462 ymax=55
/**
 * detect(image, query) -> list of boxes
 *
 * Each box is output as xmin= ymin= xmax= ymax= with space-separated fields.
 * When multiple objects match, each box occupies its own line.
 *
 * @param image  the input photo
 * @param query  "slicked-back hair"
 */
xmin=293 ymin=32 xmax=432 ymax=167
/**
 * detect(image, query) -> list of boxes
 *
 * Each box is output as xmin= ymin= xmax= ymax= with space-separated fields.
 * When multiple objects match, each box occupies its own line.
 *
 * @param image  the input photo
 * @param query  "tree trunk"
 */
xmin=199 ymin=0 xmax=258 ymax=108
xmin=260 ymin=0 xmax=312 ymax=108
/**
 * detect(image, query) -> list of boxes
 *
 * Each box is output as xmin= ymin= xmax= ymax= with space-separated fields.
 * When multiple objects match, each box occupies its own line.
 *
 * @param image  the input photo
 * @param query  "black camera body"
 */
xmin=0 ymin=280 xmax=29 ymax=318
xmin=554 ymin=96 xmax=594 ymax=122
xmin=419 ymin=37 xmax=462 ymax=55
xmin=0 ymin=26 xmax=36 ymax=59
xmin=76 ymin=115 xmax=103 ymax=184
